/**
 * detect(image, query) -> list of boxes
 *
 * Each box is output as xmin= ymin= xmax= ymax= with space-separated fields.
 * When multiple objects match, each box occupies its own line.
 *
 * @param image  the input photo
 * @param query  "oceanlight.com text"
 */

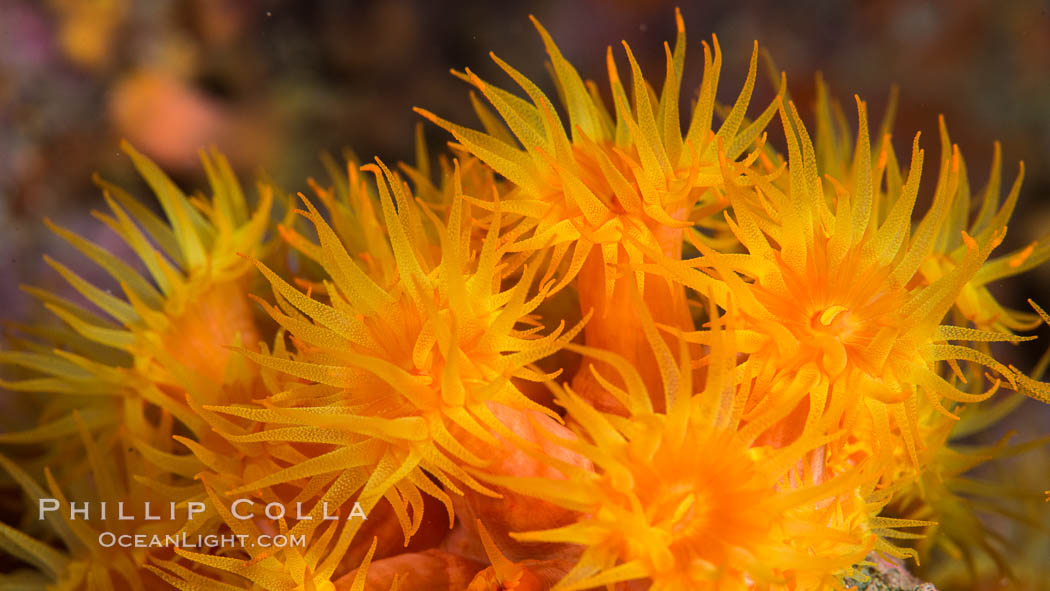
xmin=97 ymin=532 xmax=307 ymax=549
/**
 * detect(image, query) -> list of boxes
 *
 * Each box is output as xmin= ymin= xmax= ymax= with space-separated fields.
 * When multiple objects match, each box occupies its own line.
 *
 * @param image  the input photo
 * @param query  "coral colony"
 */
xmin=2 ymin=9 xmax=1049 ymax=591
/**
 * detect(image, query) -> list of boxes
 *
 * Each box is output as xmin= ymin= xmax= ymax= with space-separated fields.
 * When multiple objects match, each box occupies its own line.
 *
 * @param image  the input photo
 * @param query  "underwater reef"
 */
xmin=2 ymin=7 xmax=1049 ymax=591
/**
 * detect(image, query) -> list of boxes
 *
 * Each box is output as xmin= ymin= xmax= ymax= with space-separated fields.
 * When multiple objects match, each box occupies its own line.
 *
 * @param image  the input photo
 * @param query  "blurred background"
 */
xmin=1 ymin=0 xmax=1049 ymax=587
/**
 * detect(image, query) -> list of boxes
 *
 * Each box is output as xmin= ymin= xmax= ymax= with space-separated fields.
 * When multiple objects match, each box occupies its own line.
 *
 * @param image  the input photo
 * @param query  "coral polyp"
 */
xmin=668 ymin=99 xmax=1024 ymax=475
xmin=2 ymin=8 xmax=1048 ymax=591
xmin=417 ymin=9 xmax=782 ymax=415
xmin=206 ymin=159 xmax=585 ymax=549
xmin=489 ymin=311 xmax=867 ymax=590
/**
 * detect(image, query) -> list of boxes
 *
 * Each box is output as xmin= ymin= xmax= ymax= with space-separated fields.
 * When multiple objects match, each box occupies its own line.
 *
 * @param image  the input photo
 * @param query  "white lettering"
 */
xmin=38 ymin=498 xmax=59 ymax=520
xmin=322 ymin=502 xmax=338 ymax=520
xmin=187 ymin=501 xmax=205 ymax=520
xmin=70 ymin=501 xmax=89 ymax=520
xmin=264 ymin=502 xmax=285 ymax=520
xmin=348 ymin=502 xmax=368 ymax=520
xmin=231 ymin=499 xmax=253 ymax=520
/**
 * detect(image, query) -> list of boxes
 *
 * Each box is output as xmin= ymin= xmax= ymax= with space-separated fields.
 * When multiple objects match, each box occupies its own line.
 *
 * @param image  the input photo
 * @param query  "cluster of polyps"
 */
xmin=1 ymin=8 xmax=1048 ymax=591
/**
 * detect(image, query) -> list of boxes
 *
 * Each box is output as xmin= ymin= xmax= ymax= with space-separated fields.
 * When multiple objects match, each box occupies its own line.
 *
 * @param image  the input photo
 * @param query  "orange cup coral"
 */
xmin=2 ymin=8 xmax=1049 ymax=591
